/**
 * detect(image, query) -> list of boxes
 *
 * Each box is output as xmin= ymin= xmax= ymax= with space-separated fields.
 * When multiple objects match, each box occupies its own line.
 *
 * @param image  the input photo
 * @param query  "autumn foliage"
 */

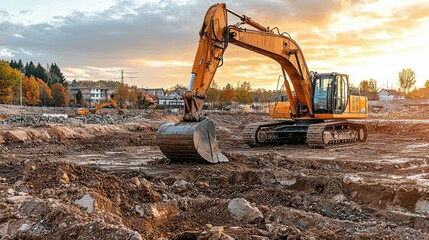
xmin=22 ymin=76 xmax=40 ymax=106
xmin=0 ymin=60 xmax=68 ymax=106
xmin=0 ymin=61 xmax=21 ymax=104
xmin=52 ymin=83 xmax=68 ymax=106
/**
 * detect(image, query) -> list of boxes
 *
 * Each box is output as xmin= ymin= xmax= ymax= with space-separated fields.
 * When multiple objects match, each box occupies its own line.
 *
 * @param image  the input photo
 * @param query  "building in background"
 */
xmin=69 ymin=86 xmax=113 ymax=105
xmin=378 ymin=89 xmax=405 ymax=101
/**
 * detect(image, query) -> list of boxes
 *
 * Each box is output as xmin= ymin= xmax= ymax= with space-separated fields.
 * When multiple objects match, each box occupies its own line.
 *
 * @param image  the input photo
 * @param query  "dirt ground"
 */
xmin=1 ymin=102 xmax=429 ymax=239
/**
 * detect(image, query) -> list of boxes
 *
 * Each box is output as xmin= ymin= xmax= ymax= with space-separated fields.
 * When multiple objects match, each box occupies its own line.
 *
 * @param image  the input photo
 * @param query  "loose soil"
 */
xmin=1 ymin=104 xmax=429 ymax=239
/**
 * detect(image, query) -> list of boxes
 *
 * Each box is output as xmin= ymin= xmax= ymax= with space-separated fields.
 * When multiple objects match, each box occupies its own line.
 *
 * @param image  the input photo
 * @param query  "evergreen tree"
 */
xmin=47 ymin=63 xmax=67 ymax=87
xmin=9 ymin=59 xmax=25 ymax=73
xmin=76 ymin=89 xmax=83 ymax=106
xmin=35 ymin=63 xmax=48 ymax=82
xmin=9 ymin=60 xmax=17 ymax=69
xmin=25 ymin=61 xmax=36 ymax=78
xmin=17 ymin=59 xmax=24 ymax=72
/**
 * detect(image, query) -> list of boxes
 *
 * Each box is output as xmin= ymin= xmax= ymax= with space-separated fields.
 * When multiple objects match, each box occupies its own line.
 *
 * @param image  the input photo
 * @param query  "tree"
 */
xmin=128 ymin=86 xmax=139 ymax=109
xmin=220 ymin=83 xmax=235 ymax=106
xmin=359 ymin=80 xmax=369 ymax=96
xmin=425 ymin=80 xmax=429 ymax=88
xmin=235 ymin=81 xmax=253 ymax=104
xmin=0 ymin=61 xmax=21 ymax=104
xmin=51 ymin=83 xmax=67 ymax=106
xmin=22 ymin=76 xmax=40 ymax=106
xmin=114 ymin=84 xmax=129 ymax=108
xmin=35 ymin=63 xmax=48 ymax=82
xmin=47 ymin=63 xmax=67 ymax=87
xmin=368 ymin=79 xmax=377 ymax=92
xmin=398 ymin=68 xmax=416 ymax=93
xmin=406 ymin=86 xmax=420 ymax=99
xmin=206 ymin=80 xmax=220 ymax=109
xmin=9 ymin=59 xmax=24 ymax=72
xmin=24 ymin=61 xmax=36 ymax=78
xmin=37 ymin=78 xmax=52 ymax=106
xmin=76 ymin=89 xmax=83 ymax=106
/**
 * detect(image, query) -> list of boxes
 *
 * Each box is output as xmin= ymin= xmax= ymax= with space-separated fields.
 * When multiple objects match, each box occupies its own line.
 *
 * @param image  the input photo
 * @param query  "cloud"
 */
xmin=0 ymin=0 xmax=428 ymax=88
xmin=0 ymin=9 xmax=10 ymax=22
xmin=19 ymin=9 xmax=32 ymax=14
xmin=0 ymin=48 xmax=14 ymax=57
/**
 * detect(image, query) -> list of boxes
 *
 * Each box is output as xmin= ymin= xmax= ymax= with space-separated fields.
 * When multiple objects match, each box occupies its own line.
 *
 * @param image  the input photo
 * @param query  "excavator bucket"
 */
xmin=157 ymin=118 xmax=228 ymax=163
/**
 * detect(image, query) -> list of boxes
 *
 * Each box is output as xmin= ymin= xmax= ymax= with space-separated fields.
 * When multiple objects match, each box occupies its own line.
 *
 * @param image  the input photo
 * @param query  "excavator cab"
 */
xmin=312 ymin=73 xmax=349 ymax=114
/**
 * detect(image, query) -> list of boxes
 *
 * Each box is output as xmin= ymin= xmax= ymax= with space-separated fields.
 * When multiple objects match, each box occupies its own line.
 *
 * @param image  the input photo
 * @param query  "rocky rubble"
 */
xmin=1 ymin=114 xmax=70 ymax=125
xmin=75 ymin=114 xmax=151 ymax=125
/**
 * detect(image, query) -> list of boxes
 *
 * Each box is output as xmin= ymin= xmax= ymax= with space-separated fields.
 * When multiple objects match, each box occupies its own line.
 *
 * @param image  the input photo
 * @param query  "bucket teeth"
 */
xmin=157 ymin=118 xmax=228 ymax=163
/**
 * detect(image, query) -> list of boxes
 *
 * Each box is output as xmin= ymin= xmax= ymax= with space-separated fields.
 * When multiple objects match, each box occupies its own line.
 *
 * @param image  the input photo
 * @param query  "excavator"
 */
xmin=76 ymin=100 xmax=124 ymax=115
xmin=157 ymin=3 xmax=368 ymax=163
xmin=94 ymin=100 xmax=124 ymax=115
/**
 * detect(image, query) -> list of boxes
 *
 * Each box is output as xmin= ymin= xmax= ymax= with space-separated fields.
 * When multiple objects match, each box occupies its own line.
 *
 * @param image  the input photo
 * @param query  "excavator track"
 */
xmin=243 ymin=120 xmax=304 ymax=146
xmin=243 ymin=120 xmax=367 ymax=148
xmin=307 ymin=121 xmax=367 ymax=148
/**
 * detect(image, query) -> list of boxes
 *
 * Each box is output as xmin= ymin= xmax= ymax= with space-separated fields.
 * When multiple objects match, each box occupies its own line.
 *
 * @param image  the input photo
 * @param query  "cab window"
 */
xmin=313 ymin=75 xmax=332 ymax=113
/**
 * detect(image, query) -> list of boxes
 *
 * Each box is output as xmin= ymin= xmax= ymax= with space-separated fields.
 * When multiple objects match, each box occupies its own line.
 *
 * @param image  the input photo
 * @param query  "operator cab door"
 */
xmin=333 ymin=74 xmax=348 ymax=114
xmin=312 ymin=74 xmax=333 ymax=114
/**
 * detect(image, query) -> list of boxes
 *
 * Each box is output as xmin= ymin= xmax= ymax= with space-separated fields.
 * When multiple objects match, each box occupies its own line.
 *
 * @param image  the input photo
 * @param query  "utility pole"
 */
xmin=20 ymin=74 xmax=23 ymax=106
xmin=121 ymin=69 xmax=124 ymax=86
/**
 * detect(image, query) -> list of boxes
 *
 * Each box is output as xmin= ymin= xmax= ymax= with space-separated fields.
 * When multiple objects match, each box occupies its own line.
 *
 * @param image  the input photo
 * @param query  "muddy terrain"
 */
xmin=1 ymin=103 xmax=429 ymax=239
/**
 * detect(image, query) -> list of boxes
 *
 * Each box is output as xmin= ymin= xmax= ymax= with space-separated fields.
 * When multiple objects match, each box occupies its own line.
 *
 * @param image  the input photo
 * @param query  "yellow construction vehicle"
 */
xmin=76 ymin=100 xmax=124 ymax=115
xmin=157 ymin=3 xmax=368 ymax=163
xmin=76 ymin=108 xmax=90 ymax=115
xmin=94 ymin=100 xmax=124 ymax=115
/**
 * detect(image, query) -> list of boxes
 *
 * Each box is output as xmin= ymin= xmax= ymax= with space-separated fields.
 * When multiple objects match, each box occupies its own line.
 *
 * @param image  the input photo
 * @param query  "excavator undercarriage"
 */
xmin=243 ymin=120 xmax=367 ymax=148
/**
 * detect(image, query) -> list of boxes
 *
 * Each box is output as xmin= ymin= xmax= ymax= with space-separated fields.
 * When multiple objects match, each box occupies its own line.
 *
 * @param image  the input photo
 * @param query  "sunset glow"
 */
xmin=1 ymin=0 xmax=428 ymax=89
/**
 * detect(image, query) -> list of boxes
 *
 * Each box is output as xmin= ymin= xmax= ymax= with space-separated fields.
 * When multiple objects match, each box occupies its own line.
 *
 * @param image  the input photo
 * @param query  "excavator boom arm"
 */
xmin=185 ymin=3 xmax=313 ymax=122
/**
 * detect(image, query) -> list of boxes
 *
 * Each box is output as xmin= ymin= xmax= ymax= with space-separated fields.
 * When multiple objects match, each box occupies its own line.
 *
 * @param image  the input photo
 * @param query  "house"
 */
xmin=158 ymin=91 xmax=184 ymax=108
xmin=69 ymin=86 xmax=112 ymax=105
xmin=141 ymin=92 xmax=157 ymax=103
xmin=140 ymin=88 xmax=165 ymax=98
xmin=378 ymin=89 xmax=405 ymax=101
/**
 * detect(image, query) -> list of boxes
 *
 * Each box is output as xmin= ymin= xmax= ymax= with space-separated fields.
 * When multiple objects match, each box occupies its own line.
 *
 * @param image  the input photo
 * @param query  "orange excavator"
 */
xmin=94 ymin=100 xmax=124 ymax=115
xmin=76 ymin=100 xmax=124 ymax=115
xmin=157 ymin=3 xmax=368 ymax=163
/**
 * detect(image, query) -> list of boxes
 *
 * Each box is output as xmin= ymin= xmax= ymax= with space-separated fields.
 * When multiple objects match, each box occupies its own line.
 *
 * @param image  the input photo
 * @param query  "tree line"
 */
xmin=0 ymin=60 xmax=68 ymax=106
xmin=206 ymin=81 xmax=278 ymax=109
xmin=359 ymin=68 xmax=429 ymax=99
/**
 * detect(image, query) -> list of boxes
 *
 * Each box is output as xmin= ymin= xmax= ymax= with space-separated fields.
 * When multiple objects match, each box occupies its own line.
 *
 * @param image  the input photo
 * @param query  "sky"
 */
xmin=1 ymin=0 xmax=428 ymax=90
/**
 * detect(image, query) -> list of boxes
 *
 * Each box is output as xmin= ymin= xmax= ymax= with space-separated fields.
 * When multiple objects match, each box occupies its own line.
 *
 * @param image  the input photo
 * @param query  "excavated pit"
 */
xmin=1 ymin=104 xmax=429 ymax=239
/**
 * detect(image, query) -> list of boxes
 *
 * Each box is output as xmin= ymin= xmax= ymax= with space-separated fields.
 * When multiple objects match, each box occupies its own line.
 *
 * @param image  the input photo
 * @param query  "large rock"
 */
xmin=274 ymin=171 xmax=297 ymax=186
xmin=415 ymin=199 xmax=429 ymax=214
xmin=228 ymin=198 xmax=263 ymax=223
xmin=74 ymin=193 xmax=95 ymax=213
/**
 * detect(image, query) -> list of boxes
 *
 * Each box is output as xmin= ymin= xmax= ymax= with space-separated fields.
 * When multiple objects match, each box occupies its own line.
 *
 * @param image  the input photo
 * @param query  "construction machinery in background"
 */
xmin=76 ymin=108 xmax=90 ymax=115
xmin=75 ymin=100 xmax=124 ymax=115
xmin=157 ymin=3 xmax=368 ymax=163
xmin=94 ymin=100 xmax=124 ymax=115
